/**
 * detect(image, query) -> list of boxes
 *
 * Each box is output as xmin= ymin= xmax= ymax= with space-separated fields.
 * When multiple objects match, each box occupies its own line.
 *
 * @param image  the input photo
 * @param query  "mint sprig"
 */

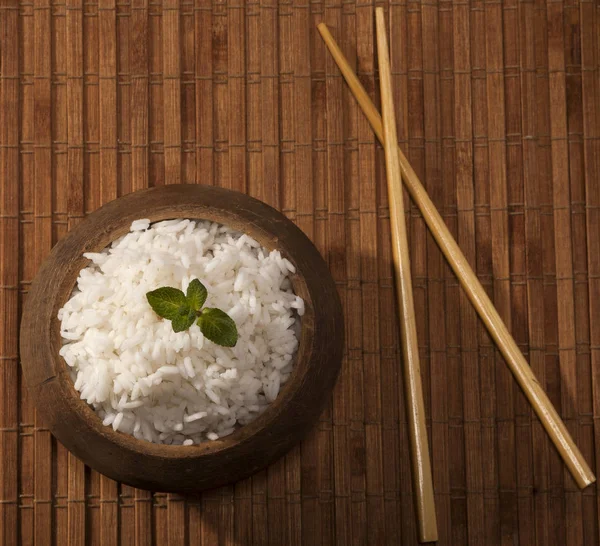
xmin=146 ymin=280 xmax=238 ymax=346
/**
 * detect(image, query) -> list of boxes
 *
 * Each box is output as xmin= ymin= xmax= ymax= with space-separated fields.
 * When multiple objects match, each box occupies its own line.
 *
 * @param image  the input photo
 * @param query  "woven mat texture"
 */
xmin=1 ymin=0 xmax=600 ymax=544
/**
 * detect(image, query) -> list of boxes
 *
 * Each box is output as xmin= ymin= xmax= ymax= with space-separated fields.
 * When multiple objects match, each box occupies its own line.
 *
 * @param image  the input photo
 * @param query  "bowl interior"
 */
xmin=51 ymin=209 xmax=315 ymax=457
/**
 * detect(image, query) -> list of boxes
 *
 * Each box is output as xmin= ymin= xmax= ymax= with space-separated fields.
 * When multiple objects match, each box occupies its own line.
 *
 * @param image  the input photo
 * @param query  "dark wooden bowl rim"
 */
xmin=20 ymin=184 xmax=344 ymax=493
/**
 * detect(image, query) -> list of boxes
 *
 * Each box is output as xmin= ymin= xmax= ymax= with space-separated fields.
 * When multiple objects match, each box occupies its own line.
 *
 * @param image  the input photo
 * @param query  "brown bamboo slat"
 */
xmin=19 ymin=2 xmax=36 ymax=544
xmin=2 ymin=1 xmax=599 ymax=544
xmin=0 ymin=5 xmax=20 ymax=546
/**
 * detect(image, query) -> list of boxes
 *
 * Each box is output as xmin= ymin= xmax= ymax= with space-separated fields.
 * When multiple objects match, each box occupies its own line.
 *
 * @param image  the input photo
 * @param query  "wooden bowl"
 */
xmin=20 ymin=184 xmax=344 ymax=493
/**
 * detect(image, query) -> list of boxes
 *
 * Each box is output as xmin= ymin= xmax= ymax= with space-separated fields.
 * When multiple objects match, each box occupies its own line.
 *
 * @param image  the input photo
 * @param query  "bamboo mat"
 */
xmin=1 ymin=0 xmax=600 ymax=544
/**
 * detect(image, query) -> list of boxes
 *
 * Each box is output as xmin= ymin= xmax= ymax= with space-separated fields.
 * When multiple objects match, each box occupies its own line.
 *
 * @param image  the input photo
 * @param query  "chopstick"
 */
xmin=375 ymin=9 xmax=438 ymax=543
xmin=317 ymin=22 xmax=596 ymax=490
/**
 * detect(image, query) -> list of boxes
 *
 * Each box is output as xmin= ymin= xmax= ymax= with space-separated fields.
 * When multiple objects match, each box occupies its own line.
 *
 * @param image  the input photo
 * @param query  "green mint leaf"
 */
xmin=171 ymin=307 xmax=196 ymax=332
xmin=197 ymin=308 xmax=238 ymax=347
xmin=186 ymin=279 xmax=207 ymax=311
xmin=146 ymin=287 xmax=189 ymax=321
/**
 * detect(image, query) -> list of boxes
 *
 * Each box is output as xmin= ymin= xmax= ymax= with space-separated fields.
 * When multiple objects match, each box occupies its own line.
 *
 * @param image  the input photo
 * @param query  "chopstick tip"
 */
xmin=317 ymin=22 xmax=329 ymax=37
xmin=581 ymin=471 xmax=596 ymax=489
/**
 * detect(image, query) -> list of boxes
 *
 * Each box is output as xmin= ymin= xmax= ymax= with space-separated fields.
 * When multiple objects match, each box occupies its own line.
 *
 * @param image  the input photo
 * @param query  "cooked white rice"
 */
xmin=58 ymin=219 xmax=304 ymax=445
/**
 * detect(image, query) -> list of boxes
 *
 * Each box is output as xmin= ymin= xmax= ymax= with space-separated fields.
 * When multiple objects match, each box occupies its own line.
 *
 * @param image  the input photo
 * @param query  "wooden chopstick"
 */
xmin=317 ymin=22 xmax=596 ymax=490
xmin=375 ymin=9 xmax=438 ymax=543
